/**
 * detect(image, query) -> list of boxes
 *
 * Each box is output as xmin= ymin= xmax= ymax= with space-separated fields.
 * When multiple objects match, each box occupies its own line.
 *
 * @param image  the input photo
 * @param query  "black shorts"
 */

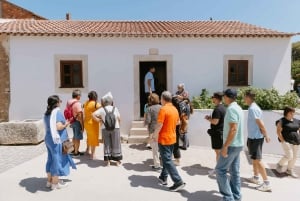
xmin=247 ymin=138 xmax=264 ymax=160
xmin=211 ymin=134 xmax=223 ymax=150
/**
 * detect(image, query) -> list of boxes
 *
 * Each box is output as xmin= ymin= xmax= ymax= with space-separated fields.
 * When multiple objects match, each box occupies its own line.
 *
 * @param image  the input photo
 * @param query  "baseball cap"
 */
xmin=224 ymin=89 xmax=237 ymax=99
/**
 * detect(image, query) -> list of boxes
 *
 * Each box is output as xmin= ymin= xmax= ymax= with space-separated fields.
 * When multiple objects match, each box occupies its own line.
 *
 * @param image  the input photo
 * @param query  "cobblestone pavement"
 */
xmin=0 ymin=142 xmax=47 ymax=173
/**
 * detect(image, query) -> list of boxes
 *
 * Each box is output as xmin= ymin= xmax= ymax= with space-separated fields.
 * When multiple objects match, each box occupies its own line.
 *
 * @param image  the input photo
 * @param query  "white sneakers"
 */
xmin=246 ymin=176 xmax=261 ymax=185
xmin=246 ymin=176 xmax=272 ymax=192
xmin=286 ymin=169 xmax=299 ymax=178
xmin=46 ymin=181 xmax=51 ymax=188
xmin=256 ymin=183 xmax=272 ymax=192
xmin=51 ymin=181 xmax=68 ymax=190
xmin=46 ymin=180 xmax=68 ymax=190
xmin=276 ymin=163 xmax=299 ymax=178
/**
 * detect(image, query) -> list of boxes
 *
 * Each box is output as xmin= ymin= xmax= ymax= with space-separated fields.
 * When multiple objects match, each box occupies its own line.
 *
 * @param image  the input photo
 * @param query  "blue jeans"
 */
xmin=216 ymin=146 xmax=243 ymax=201
xmin=158 ymin=144 xmax=183 ymax=184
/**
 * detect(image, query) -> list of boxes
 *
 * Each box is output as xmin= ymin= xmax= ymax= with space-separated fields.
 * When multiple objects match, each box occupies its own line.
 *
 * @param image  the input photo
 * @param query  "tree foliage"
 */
xmin=292 ymin=41 xmax=300 ymax=85
xmin=192 ymin=87 xmax=298 ymax=110
xmin=292 ymin=41 xmax=300 ymax=61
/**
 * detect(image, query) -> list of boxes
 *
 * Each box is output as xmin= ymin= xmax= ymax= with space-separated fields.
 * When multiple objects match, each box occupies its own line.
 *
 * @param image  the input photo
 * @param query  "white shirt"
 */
xmin=93 ymin=105 xmax=121 ymax=129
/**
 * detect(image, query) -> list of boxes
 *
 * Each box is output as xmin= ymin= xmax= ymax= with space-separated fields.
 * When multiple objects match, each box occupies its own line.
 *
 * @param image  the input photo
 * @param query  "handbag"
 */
xmin=62 ymin=140 xmax=74 ymax=154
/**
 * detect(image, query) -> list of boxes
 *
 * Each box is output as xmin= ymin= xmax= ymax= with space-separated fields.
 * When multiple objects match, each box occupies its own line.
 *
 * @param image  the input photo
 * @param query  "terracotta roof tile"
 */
xmin=0 ymin=20 xmax=295 ymax=38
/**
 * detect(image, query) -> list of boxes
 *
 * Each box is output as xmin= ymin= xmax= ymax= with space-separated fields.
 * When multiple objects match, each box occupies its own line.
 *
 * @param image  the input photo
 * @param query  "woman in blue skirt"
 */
xmin=44 ymin=95 xmax=76 ymax=190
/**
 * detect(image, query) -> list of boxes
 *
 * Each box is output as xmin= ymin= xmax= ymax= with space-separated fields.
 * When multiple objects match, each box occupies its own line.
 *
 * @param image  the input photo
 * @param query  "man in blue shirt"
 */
xmin=244 ymin=90 xmax=271 ymax=192
xmin=143 ymin=67 xmax=156 ymax=117
xmin=216 ymin=89 xmax=244 ymax=201
xmin=144 ymin=66 xmax=156 ymax=95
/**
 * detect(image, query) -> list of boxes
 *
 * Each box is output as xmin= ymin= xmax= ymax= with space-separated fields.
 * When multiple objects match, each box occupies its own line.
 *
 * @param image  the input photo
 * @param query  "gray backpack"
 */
xmin=103 ymin=107 xmax=116 ymax=131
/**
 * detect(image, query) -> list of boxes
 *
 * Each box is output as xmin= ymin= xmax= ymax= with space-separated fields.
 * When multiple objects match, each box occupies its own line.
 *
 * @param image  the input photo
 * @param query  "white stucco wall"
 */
xmin=7 ymin=36 xmax=292 ymax=134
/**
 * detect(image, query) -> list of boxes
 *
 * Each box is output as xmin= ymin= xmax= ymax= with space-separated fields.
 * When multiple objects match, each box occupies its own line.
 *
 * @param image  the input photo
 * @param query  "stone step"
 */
xmin=129 ymin=127 xmax=149 ymax=136
xmin=131 ymin=120 xmax=145 ymax=128
xmin=127 ymin=135 xmax=148 ymax=143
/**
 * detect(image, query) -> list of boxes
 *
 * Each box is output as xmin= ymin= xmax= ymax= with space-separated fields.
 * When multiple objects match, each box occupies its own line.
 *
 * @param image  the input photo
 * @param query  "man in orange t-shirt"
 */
xmin=153 ymin=91 xmax=186 ymax=192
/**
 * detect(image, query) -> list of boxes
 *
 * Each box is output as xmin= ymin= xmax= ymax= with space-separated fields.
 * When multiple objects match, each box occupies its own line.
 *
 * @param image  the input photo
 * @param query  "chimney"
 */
xmin=66 ymin=13 xmax=71 ymax=20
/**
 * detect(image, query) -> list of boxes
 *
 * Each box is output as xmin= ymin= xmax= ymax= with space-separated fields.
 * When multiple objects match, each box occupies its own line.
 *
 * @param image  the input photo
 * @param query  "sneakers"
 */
xmin=276 ymin=163 xmax=283 ymax=173
xmin=158 ymin=176 xmax=168 ymax=185
xmin=246 ymin=176 xmax=260 ymax=185
xmin=146 ymin=144 xmax=152 ymax=149
xmin=286 ymin=169 xmax=299 ymax=178
xmin=169 ymin=182 xmax=186 ymax=192
xmin=46 ymin=181 xmax=51 ymax=188
xmin=152 ymin=166 xmax=162 ymax=171
xmin=256 ymin=183 xmax=272 ymax=192
xmin=51 ymin=181 xmax=68 ymax=190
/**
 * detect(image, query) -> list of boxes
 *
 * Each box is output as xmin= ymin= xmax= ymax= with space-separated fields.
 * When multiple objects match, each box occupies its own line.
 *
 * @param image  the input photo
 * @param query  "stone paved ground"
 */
xmin=0 ymin=142 xmax=46 ymax=173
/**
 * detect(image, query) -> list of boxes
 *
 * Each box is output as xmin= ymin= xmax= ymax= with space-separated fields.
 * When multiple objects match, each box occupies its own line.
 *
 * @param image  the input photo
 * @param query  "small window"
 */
xmin=60 ymin=61 xmax=83 ymax=88
xmin=228 ymin=60 xmax=248 ymax=86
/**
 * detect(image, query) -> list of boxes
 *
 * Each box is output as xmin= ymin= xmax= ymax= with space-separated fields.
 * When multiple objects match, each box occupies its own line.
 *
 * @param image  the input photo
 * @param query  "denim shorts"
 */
xmin=247 ymin=138 xmax=264 ymax=160
xmin=71 ymin=120 xmax=83 ymax=140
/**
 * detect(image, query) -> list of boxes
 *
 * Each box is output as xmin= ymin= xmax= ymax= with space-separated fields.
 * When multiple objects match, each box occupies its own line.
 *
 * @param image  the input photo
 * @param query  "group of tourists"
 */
xmin=44 ymin=89 xmax=122 ymax=190
xmin=204 ymin=89 xmax=300 ymax=200
xmin=43 ymin=65 xmax=300 ymax=200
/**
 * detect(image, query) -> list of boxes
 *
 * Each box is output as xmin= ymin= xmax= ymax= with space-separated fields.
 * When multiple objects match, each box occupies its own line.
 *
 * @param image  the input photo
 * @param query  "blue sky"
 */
xmin=9 ymin=0 xmax=300 ymax=41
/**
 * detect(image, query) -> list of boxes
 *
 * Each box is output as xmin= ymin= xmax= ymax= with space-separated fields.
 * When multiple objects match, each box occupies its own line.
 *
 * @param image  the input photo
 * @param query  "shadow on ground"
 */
xmin=19 ymin=177 xmax=51 ymax=193
xmin=128 ymin=174 xmax=222 ymax=201
xmin=74 ymin=155 xmax=106 ymax=168
xmin=181 ymin=164 xmax=211 ymax=176
xmin=128 ymin=175 xmax=166 ymax=191
xmin=129 ymin=143 xmax=149 ymax=151
xmin=180 ymin=189 xmax=221 ymax=201
xmin=123 ymin=158 xmax=154 ymax=172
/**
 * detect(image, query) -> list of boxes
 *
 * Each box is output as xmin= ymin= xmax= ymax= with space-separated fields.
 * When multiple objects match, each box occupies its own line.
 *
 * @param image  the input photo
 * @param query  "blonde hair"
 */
xmin=148 ymin=93 xmax=160 ymax=106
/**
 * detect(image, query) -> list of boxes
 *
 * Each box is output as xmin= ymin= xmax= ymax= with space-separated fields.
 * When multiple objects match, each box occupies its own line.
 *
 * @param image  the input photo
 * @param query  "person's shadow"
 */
xmin=123 ymin=159 xmax=153 ymax=172
xmin=19 ymin=177 xmax=52 ymax=193
xmin=180 ymin=189 xmax=221 ymax=201
xmin=181 ymin=164 xmax=211 ymax=176
xmin=128 ymin=174 xmax=167 ymax=191
xmin=19 ymin=177 xmax=73 ymax=193
xmin=128 ymin=175 xmax=222 ymax=201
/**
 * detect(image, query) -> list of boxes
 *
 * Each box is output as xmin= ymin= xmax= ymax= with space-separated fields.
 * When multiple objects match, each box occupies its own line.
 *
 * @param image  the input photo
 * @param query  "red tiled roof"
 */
xmin=0 ymin=20 xmax=295 ymax=38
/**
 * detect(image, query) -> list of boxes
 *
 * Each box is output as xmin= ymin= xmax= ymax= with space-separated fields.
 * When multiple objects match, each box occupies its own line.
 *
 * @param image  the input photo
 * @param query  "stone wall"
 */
xmin=0 ymin=35 xmax=9 ymax=122
xmin=1 ymin=0 xmax=46 ymax=20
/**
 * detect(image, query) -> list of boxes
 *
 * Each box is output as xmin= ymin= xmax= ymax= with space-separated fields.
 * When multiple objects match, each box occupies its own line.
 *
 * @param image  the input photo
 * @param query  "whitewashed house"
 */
xmin=0 ymin=20 xmax=295 ymax=135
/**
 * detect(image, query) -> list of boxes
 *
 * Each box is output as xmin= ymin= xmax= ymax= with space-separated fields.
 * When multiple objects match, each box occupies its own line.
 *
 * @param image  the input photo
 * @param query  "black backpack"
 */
xmin=103 ymin=106 xmax=116 ymax=131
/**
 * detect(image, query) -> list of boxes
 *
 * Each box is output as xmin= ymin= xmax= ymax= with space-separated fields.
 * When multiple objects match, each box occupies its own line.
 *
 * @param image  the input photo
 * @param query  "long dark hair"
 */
xmin=88 ymin=90 xmax=98 ymax=108
xmin=45 ymin=95 xmax=60 ymax=116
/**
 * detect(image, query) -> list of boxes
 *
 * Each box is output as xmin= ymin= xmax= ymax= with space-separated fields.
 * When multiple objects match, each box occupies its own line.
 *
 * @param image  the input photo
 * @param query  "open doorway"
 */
xmin=139 ymin=61 xmax=167 ymax=117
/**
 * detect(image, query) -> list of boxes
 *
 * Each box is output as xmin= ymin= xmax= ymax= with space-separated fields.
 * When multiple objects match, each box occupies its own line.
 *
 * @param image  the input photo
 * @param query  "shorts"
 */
xmin=247 ymin=138 xmax=264 ymax=160
xmin=211 ymin=134 xmax=223 ymax=150
xmin=71 ymin=120 xmax=83 ymax=140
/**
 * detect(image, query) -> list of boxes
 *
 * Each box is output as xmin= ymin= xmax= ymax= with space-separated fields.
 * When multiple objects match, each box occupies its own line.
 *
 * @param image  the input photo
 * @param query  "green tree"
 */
xmin=292 ymin=41 xmax=300 ymax=61
xmin=292 ymin=41 xmax=300 ymax=88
